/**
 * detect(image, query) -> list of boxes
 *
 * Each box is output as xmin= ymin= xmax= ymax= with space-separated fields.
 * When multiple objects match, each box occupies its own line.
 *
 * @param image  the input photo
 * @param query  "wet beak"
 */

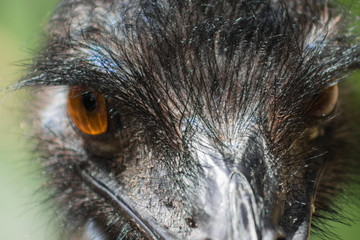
xmin=189 ymin=130 xmax=317 ymax=240
xmin=80 ymin=128 xmax=319 ymax=240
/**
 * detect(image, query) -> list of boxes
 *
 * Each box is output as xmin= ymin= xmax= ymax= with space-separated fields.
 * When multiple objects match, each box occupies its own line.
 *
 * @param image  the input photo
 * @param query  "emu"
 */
xmin=20 ymin=0 xmax=360 ymax=239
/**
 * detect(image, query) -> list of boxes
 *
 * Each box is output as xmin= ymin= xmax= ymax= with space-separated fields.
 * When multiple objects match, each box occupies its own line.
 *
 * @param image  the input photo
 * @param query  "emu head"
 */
xmin=21 ymin=0 xmax=360 ymax=239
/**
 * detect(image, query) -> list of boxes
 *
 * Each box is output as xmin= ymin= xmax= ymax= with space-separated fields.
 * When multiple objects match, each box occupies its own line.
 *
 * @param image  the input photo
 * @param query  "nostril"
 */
xmin=185 ymin=217 xmax=197 ymax=228
xmin=275 ymin=232 xmax=286 ymax=240
xmin=262 ymin=229 xmax=286 ymax=240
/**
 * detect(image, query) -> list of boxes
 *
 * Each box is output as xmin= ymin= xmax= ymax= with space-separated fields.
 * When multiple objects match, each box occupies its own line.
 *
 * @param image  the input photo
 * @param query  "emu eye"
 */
xmin=67 ymin=86 xmax=108 ymax=135
xmin=312 ymin=84 xmax=339 ymax=117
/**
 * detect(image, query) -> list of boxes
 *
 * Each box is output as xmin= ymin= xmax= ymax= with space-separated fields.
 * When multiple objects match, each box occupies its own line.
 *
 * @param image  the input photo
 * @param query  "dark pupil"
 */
xmin=82 ymin=91 xmax=97 ymax=112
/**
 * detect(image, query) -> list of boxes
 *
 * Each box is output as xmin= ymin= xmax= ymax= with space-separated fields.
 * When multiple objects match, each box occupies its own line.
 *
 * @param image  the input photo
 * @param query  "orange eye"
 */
xmin=67 ymin=87 xmax=108 ymax=135
xmin=312 ymin=84 xmax=338 ymax=117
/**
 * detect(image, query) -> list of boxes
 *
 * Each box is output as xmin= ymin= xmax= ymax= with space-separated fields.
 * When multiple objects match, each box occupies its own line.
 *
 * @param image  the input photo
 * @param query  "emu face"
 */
xmin=22 ymin=0 xmax=360 ymax=239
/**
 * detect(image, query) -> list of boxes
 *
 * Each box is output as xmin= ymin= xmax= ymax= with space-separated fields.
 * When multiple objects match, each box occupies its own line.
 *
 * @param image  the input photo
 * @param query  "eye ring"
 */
xmin=67 ymin=86 xmax=108 ymax=135
xmin=311 ymin=84 xmax=339 ymax=117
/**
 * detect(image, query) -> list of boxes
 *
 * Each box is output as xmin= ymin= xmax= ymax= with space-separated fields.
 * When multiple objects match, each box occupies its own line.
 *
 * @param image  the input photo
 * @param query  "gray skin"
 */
xmin=24 ymin=0 xmax=360 ymax=239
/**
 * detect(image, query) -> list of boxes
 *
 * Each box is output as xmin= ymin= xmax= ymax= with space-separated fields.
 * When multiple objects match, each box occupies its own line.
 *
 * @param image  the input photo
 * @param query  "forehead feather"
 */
xmin=33 ymin=0 xmax=359 ymax=133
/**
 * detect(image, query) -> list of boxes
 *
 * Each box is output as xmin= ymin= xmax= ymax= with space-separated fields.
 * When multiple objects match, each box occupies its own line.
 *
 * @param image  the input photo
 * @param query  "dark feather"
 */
xmin=19 ymin=0 xmax=360 ymax=239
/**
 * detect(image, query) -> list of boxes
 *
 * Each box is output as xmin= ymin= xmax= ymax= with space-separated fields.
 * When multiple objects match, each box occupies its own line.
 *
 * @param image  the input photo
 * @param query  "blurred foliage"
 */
xmin=0 ymin=1 xmax=59 ymax=240
xmin=0 ymin=0 xmax=359 ymax=240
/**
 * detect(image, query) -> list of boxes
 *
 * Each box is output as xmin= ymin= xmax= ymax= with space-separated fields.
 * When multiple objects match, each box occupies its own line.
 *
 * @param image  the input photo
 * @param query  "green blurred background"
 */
xmin=0 ymin=0 xmax=359 ymax=239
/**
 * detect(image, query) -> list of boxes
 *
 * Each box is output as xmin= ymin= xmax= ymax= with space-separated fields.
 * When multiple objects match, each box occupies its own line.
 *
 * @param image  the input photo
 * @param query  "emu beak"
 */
xmin=187 ymin=128 xmax=318 ymax=240
xmin=81 ymin=127 xmax=318 ymax=240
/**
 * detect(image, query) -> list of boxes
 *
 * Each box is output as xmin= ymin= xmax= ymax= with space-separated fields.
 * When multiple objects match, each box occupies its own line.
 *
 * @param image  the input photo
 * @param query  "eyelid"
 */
xmin=311 ymin=84 xmax=338 ymax=117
